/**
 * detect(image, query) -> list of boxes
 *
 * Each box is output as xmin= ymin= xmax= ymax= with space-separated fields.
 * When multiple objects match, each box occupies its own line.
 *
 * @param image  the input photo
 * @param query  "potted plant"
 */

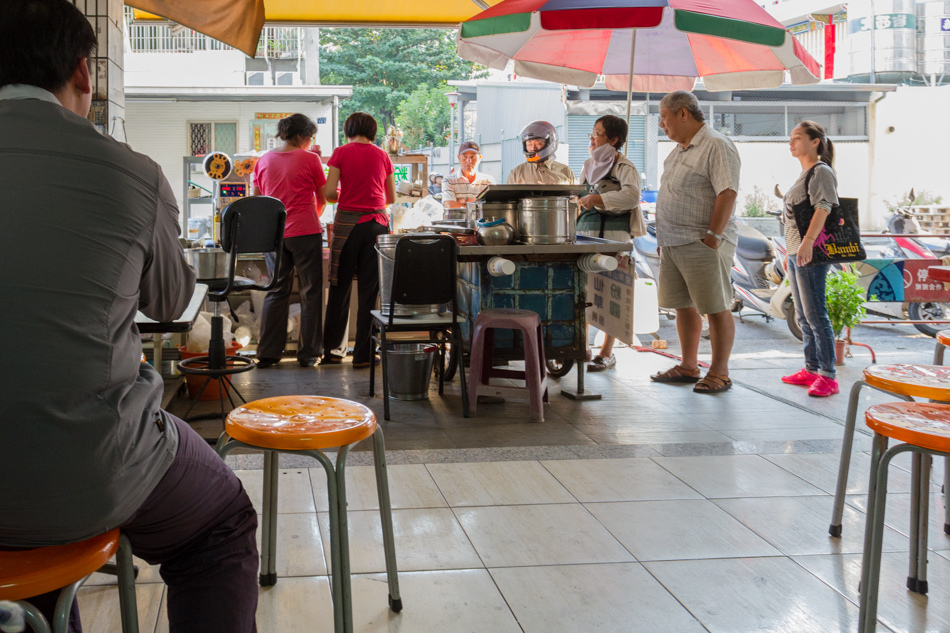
xmin=825 ymin=268 xmax=867 ymax=365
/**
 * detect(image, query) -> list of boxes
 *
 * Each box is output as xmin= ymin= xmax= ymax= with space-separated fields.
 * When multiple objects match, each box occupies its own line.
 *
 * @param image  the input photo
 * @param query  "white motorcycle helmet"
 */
xmin=519 ymin=121 xmax=558 ymax=163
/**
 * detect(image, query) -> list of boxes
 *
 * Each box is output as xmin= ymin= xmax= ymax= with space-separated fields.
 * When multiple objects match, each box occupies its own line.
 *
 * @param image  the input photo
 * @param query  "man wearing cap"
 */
xmin=506 ymin=120 xmax=576 ymax=185
xmin=442 ymin=140 xmax=496 ymax=209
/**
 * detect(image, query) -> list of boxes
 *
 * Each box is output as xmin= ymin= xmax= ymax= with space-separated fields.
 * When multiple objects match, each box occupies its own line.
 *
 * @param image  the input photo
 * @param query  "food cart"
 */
xmin=452 ymin=185 xmax=633 ymax=400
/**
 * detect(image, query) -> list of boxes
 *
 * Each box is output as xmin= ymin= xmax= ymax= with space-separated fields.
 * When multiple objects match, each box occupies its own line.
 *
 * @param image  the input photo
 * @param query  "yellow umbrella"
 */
xmin=130 ymin=0 xmax=498 ymax=57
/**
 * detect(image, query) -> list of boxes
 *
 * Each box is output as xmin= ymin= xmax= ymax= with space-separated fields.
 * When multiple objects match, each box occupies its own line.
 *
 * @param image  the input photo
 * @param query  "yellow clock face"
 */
xmin=203 ymin=152 xmax=232 ymax=180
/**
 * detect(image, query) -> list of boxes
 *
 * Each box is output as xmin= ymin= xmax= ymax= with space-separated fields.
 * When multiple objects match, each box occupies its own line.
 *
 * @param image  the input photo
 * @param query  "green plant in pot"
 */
xmin=825 ymin=268 xmax=867 ymax=364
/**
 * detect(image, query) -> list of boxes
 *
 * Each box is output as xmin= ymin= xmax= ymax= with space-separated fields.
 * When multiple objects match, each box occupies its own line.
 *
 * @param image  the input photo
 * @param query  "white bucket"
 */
xmin=633 ymin=278 xmax=660 ymax=334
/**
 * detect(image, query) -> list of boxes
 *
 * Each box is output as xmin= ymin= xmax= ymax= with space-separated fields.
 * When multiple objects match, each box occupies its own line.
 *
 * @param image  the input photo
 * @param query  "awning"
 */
xmin=129 ymin=0 xmax=497 ymax=57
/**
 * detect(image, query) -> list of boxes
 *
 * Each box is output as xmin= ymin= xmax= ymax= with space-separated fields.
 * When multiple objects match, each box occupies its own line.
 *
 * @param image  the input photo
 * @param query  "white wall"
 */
xmin=657 ymin=139 xmax=875 ymax=227
xmin=125 ymin=100 xmax=335 ymax=208
xmin=871 ymin=85 xmax=950 ymax=216
xmin=125 ymin=51 xmax=248 ymax=87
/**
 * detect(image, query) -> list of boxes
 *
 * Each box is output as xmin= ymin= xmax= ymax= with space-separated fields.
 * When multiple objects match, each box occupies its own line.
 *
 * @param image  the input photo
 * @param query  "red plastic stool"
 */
xmin=468 ymin=309 xmax=547 ymax=422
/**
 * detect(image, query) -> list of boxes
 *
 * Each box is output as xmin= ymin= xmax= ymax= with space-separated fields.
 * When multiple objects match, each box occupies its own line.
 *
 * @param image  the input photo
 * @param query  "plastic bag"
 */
xmin=287 ymin=303 xmax=301 ymax=338
xmin=414 ymin=195 xmax=445 ymax=222
xmin=185 ymin=311 xmax=233 ymax=353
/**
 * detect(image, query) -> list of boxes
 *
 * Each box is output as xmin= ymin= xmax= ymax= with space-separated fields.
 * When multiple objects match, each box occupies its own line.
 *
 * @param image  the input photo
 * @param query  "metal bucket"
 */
xmin=184 ymin=247 xmax=229 ymax=281
xmin=376 ymin=234 xmax=442 ymax=317
xmin=477 ymin=202 xmax=520 ymax=237
xmin=519 ymin=197 xmax=574 ymax=244
xmin=386 ymin=343 xmax=437 ymax=400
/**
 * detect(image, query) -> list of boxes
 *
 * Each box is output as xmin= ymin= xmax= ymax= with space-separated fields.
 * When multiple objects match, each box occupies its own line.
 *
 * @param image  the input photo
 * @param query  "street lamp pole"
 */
xmin=445 ymin=91 xmax=460 ymax=174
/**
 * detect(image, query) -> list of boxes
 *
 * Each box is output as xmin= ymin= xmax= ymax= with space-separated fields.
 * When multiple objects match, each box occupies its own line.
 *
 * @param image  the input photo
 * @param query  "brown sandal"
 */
xmin=651 ymin=365 xmax=701 ymax=383
xmin=693 ymin=371 xmax=732 ymax=394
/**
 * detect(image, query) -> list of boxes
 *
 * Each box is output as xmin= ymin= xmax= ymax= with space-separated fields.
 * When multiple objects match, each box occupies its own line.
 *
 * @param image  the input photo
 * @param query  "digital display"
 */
xmin=219 ymin=183 xmax=247 ymax=197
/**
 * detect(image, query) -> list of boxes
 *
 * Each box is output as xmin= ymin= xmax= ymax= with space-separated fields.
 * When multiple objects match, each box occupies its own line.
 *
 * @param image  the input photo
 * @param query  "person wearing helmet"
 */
xmin=506 ymin=120 xmax=576 ymax=185
xmin=428 ymin=172 xmax=443 ymax=196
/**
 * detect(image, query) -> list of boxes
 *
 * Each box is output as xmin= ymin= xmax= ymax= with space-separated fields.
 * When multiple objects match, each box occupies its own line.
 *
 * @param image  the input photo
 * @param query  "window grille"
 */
xmin=189 ymin=122 xmax=237 ymax=157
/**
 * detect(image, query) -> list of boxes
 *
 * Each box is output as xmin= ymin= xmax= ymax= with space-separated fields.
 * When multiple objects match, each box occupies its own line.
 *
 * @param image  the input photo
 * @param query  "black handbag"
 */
xmin=790 ymin=164 xmax=865 ymax=267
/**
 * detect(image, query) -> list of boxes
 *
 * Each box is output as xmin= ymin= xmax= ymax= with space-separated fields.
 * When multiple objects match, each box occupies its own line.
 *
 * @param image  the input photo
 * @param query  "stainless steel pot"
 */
xmin=184 ymin=247 xmax=229 ymax=281
xmin=477 ymin=202 xmax=520 ymax=237
xmin=376 ymin=234 xmax=442 ymax=317
xmin=519 ymin=197 xmax=574 ymax=244
xmin=475 ymin=218 xmax=515 ymax=246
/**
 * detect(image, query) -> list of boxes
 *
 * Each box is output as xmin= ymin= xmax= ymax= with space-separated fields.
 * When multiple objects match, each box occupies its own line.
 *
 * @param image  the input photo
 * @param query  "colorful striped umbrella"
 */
xmin=457 ymin=0 xmax=821 ymax=92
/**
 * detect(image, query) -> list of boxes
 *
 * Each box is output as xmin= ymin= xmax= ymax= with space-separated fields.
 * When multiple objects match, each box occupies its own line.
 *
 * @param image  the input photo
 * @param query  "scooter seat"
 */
xmin=736 ymin=225 xmax=772 ymax=261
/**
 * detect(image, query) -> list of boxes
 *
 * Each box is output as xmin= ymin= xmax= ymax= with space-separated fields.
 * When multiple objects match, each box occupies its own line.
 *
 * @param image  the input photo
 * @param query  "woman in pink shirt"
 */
xmin=322 ymin=112 xmax=396 ymax=367
xmin=252 ymin=113 xmax=327 ymax=367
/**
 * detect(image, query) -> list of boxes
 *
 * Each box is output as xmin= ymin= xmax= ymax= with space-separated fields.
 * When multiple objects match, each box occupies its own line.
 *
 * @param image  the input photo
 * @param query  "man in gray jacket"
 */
xmin=0 ymin=1 xmax=259 ymax=631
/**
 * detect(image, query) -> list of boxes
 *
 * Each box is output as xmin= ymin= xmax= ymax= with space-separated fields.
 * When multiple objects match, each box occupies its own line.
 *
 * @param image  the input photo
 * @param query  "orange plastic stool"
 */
xmin=933 ymin=330 xmax=950 ymax=364
xmin=859 ymin=403 xmax=950 ymax=632
xmin=216 ymin=396 xmax=400 ymax=633
xmin=0 ymin=529 xmax=138 ymax=633
xmin=830 ymin=365 xmax=950 ymax=540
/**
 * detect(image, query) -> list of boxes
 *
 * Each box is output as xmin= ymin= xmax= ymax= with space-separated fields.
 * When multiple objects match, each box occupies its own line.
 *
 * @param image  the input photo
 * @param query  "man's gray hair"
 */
xmin=660 ymin=91 xmax=705 ymax=123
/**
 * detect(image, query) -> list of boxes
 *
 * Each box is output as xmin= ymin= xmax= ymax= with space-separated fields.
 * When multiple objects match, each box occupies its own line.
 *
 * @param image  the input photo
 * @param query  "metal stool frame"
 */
xmin=10 ymin=534 xmax=138 ymax=633
xmin=860 ymin=439 xmax=947 ymax=632
xmin=215 ymin=428 xmax=400 ymax=633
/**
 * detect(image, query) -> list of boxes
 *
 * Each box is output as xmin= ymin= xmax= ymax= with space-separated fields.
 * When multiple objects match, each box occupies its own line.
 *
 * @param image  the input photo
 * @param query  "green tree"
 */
xmin=320 ymin=28 xmax=485 ymax=140
xmin=395 ymin=83 xmax=450 ymax=149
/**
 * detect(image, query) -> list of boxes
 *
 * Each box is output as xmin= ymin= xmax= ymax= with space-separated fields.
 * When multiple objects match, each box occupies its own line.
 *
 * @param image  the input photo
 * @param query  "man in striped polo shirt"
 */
xmin=442 ymin=140 xmax=496 ymax=209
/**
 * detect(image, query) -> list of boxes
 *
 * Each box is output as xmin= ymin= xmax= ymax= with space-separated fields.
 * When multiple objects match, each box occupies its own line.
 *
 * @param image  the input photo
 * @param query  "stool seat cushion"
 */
xmin=226 ymin=396 xmax=376 ymax=450
xmin=866 ymin=402 xmax=950 ymax=453
xmin=0 ymin=529 xmax=119 ymax=601
xmin=938 ymin=330 xmax=950 ymax=349
xmin=864 ymin=364 xmax=950 ymax=401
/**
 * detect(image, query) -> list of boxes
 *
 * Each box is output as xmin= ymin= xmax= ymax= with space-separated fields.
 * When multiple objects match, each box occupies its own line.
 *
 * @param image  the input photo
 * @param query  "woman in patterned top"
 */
xmin=780 ymin=121 xmax=840 ymax=397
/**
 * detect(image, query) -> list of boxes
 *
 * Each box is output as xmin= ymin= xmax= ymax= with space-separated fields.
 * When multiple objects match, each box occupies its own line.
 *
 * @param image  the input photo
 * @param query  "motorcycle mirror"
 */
xmin=773 ymin=184 xmax=784 ymax=199
xmin=909 ymin=187 xmax=916 ymax=204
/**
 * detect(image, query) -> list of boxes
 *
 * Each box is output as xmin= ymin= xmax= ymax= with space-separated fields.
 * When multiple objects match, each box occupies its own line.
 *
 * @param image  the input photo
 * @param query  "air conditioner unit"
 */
xmin=275 ymin=71 xmax=299 ymax=86
xmin=245 ymin=71 xmax=266 ymax=86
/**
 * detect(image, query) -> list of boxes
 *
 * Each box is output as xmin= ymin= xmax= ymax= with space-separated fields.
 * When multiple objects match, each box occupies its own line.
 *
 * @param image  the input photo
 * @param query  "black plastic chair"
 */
xmin=178 ymin=196 xmax=286 ymax=423
xmin=369 ymin=234 xmax=469 ymax=421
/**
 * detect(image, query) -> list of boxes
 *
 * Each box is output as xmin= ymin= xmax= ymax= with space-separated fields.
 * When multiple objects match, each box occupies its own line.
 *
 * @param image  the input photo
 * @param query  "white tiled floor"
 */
xmin=76 ymin=453 xmax=950 ymax=632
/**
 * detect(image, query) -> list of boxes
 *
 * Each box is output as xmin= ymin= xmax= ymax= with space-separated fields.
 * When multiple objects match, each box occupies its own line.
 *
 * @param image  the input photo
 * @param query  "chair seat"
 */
xmin=226 ymin=396 xmax=376 ymax=450
xmin=864 ymin=364 xmax=950 ymax=401
xmin=938 ymin=330 xmax=950 ymax=349
xmin=866 ymin=402 xmax=950 ymax=454
xmin=0 ymin=529 xmax=119 ymax=601
xmin=370 ymin=309 xmax=454 ymax=328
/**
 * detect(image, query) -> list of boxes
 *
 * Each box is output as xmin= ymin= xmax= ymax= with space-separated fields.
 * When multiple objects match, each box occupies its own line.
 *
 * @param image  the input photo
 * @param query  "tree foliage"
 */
xmin=395 ymin=83 xmax=451 ymax=149
xmin=319 ymin=29 xmax=485 ymax=143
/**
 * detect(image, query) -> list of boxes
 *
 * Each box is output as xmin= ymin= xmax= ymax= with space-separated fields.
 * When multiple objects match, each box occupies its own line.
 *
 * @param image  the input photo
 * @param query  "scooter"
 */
xmin=730 ymin=218 xmax=802 ymax=340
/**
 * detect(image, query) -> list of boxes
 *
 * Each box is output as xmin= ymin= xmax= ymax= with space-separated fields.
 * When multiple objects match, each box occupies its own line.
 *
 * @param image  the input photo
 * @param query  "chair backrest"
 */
xmin=389 ymin=234 xmax=458 ymax=323
xmin=216 ymin=196 xmax=287 ymax=297
xmin=221 ymin=196 xmax=286 ymax=255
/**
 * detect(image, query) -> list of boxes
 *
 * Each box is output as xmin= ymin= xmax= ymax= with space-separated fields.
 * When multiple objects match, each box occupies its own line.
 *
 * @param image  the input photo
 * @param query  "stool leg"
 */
xmin=521 ymin=326 xmax=544 ymax=423
xmin=372 ymin=428 xmax=402 ymax=612
xmin=380 ymin=328 xmax=391 ymax=421
xmin=908 ymin=453 xmax=932 ymax=594
xmin=18 ymin=603 xmax=52 ymax=633
xmin=311 ymin=450 xmax=344 ymax=633
xmin=830 ymin=381 xmax=866 ymax=537
xmin=934 ymin=342 xmax=946 ymax=365
xmin=51 ymin=580 xmax=83 ymax=633
xmin=944 ymin=457 xmax=950 ymax=534
xmin=259 ymin=451 xmax=279 ymax=586
xmin=116 ymin=534 xmax=139 ymax=633
xmin=467 ymin=326 xmax=486 ymax=417
xmin=336 ymin=445 xmax=355 ymax=633
xmin=859 ymin=434 xmax=893 ymax=633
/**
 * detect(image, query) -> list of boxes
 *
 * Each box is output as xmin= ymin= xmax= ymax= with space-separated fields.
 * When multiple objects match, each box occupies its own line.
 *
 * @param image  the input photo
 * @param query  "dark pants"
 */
xmin=788 ymin=255 xmax=837 ymax=378
xmin=323 ymin=221 xmax=388 ymax=364
xmin=25 ymin=416 xmax=259 ymax=633
xmin=259 ymin=233 xmax=324 ymax=363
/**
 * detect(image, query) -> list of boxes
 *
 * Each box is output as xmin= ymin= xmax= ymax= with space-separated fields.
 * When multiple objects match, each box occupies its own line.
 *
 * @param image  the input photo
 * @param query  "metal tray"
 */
xmin=475 ymin=184 xmax=587 ymax=203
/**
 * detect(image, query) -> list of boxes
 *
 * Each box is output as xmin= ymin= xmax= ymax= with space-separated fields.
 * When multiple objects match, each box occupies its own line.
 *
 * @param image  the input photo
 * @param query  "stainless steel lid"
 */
xmin=520 ymin=196 xmax=570 ymax=209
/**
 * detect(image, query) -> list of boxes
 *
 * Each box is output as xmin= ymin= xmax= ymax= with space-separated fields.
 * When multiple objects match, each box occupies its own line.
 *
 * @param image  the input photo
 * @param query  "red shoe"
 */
xmin=781 ymin=369 xmax=819 ymax=386
xmin=808 ymin=376 xmax=839 ymax=397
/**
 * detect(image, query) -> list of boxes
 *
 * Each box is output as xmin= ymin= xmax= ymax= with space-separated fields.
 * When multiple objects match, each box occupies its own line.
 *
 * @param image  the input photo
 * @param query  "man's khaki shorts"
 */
xmin=658 ymin=240 xmax=736 ymax=315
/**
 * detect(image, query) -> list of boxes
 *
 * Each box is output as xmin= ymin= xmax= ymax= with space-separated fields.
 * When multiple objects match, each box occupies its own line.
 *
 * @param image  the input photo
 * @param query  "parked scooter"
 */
xmin=730 ymin=218 xmax=803 ymax=340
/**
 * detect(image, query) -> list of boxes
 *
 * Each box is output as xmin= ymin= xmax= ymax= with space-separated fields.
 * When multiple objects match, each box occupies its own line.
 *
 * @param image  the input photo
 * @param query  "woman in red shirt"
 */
xmin=322 ymin=112 xmax=396 ymax=367
xmin=252 ymin=113 xmax=327 ymax=367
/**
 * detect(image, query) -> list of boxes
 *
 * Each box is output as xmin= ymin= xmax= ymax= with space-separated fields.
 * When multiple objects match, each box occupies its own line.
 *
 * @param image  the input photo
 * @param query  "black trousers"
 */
xmin=258 ymin=233 xmax=324 ymax=363
xmin=23 ymin=416 xmax=259 ymax=633
xmin=323 ymin=221 xmax=388 ymax=363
